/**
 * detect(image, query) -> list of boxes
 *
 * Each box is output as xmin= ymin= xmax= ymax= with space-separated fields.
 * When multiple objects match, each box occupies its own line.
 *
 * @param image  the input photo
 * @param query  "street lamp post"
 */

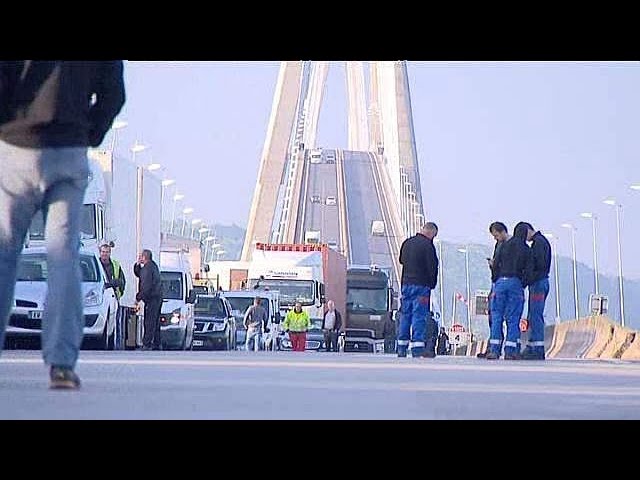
xmin=208 ymin=243 xmax=221 ymax=263
xmin=604 ymin=199 xmax=625 ymax=327
xmin=457 ymin=247 xmax=472 ymax=335
xmin=181 ymin=207 xmax=194 ymax=237
xmin=203 ymin=236 xmax=216 ymax=264
xmin=190 ymin=218 xmax=203 ymax=239
xmin=130 ymin=141 xmax=147 ymax=164
xmin=170 ymin=193 xmax=184 ymax=234
xmin=161 ymin=179 xmax=176 ymax=231
xmin=109 ymin=119 xmax=128 ymax=154
xmin=561 ymin=223 xmax=580 ymax=320
xmin=435 ymin=239 xmax=445 ymax=326
xmin=580 ymin=212 xmax=599 ymax=296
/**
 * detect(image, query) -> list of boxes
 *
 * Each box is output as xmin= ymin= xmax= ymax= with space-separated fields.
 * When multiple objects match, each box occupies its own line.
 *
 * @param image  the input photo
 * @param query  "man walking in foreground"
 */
xmin=0 ymin=61 xmax=125 ymax=389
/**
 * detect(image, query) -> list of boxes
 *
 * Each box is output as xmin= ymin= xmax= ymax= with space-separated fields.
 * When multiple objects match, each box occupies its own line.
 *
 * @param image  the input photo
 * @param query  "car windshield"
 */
xmin=347 ymin=287 xmax=388 ymax=313
xmin=161 ymin=271 xmax=183 ymax=300
xmin=226 ymin=296 xmax=270 ymax=320
xmin=194 ymin=296 xmax=227 ymax=318
xmin=17 ymin=253 xmax=100 ymax=282
xmin=249 ymin=279 xmax=314 ymax=306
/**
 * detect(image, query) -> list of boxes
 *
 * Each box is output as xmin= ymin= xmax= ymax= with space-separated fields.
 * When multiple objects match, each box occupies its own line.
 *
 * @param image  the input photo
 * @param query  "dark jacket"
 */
xmin=529 ymin=231 xmax=551 ymax=284
xmin=322 ymin=309 xmax=342 ymax=332
xmin=490 ymin=240 xmax=506 ymax=283
xmin=493 ymin=236 xmax=532 ymax=285
xmin=0 ymin=61 xmax=125 ymax=148
xmin=134 ymin=261 xmax=162 ymax=302
xmin=436 ymin=331 xmax=449 ymax=355
xmin=399 ymin=233 xmax=438 ymax=289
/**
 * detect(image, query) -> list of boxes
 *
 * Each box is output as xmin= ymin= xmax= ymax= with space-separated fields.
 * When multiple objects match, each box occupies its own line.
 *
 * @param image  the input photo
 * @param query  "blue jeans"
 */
xmin=489 ymin=277 xmax=525 ymax=357
xmin=245 ymin=328 xmax=261 ymax=351
xmin=0 ymin=140 xmax=89 ymax=368
xmin=487 ymin=283 xmax=504 ymax=351
xmin=398 ymin=284 xmax=431 ymax=357
xmin=525 ymin=278 xmax=549 ymax=355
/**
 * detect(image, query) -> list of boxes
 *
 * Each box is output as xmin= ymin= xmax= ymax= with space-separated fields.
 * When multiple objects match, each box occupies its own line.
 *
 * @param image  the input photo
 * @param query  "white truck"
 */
xmin=222 ymin=289 xmax=281 ymax=350
xmin=28 ymin=148 xmax=163 ymax=349
xmin=247 ymin=243 xmax=347 ymax=324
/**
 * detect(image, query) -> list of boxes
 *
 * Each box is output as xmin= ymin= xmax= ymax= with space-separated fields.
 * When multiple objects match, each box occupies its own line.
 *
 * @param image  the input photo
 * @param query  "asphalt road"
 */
xmin=2 ymin=350 xmax=639 ymax=419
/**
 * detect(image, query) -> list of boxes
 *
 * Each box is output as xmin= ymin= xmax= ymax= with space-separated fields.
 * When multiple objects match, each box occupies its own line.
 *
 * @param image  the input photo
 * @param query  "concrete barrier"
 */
xmin=546 ymin=321 xmax=570 ymax=358
xmin=599 ymin=323 xmax=634 ymax=359
xmin=621 ymin=331 xmax=640 ymax=360
xmin=583 ymin=316 xmax=614 ymax=359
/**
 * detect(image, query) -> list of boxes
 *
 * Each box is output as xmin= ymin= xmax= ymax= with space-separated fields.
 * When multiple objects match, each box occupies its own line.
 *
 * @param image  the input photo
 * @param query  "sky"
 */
xmin=109 ymin=61 xmax=640 ymax=279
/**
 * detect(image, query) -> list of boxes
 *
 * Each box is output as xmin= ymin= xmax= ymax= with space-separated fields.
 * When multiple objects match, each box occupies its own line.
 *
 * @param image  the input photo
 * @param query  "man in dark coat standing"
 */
xmin=134 ymin=249 xmax=163 ymax=350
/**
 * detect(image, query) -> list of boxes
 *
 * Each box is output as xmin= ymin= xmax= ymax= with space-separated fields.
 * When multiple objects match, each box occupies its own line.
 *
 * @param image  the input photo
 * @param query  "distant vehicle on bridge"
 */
xmin=310 ymin=194 xmax=321 ymax=204
xmin=325 ymin=196 xmax=337 ymax=206
xmin=309 ymin=149 xmax=323 ymax=164
xmin=325 ymin=151 xmax=336 ymax=164
xmin=371 ymin=220 xmax=385 ymax=236
xmin=304 ymin=230 xmax=321 ymax=244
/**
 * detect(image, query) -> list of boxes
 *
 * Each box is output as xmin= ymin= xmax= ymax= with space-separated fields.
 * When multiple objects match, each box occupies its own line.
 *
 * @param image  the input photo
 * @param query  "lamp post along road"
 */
xmin=561 ymin=223 xmax=580 ymax=320
xmin=458 ymin=247 xmax=472 ymax=335
xmin=604 ymin=199 xmax=625 ymax=327
xmin=580 ymin=212 xmax=599 ymax=296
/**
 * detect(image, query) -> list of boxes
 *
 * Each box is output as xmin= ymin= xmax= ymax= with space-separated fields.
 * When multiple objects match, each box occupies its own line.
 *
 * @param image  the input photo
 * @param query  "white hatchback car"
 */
xmin=6 ymin=246 xmax=118 ymax=350
xmin=325 ymin=196 xmax=337 ymax=206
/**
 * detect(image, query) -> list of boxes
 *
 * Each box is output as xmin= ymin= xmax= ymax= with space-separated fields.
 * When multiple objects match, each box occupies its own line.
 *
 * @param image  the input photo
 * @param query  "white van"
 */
xmin=371 ymin=220 xmax=385 ymax=236
xmin=223 ymin=290 xmax=281 ymax=350
xmin=305 ymin=230 xmax=321 ymax=244
xmin=309 ymin=149 xmax=322 ymax=164
xmin=159 ymin=250 xmax=196 ymax=350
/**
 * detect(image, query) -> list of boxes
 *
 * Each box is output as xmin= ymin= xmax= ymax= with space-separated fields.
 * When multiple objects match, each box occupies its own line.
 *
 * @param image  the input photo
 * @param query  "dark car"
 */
xmin=192 ymin=294 xmax=237 ymax=350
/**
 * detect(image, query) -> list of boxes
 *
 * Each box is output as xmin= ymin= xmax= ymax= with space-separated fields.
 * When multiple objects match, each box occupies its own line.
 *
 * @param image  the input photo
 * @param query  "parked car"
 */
xmin=192 ymin=294 xmax=236 ymax=350
xmin=5 ymin=246 xmax=118 ymax=350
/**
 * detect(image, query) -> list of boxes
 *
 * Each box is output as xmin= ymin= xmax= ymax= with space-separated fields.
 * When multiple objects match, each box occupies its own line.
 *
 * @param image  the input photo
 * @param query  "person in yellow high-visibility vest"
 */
xmin=99 ymin=243 xmax=126 ymax=302
xmin=283 ymin=302 xmax=310 ymax=352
